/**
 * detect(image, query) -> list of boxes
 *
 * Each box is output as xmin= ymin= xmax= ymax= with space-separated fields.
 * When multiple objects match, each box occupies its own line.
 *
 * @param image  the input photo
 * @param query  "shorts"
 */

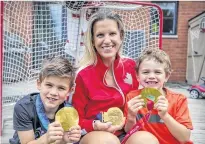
xmin=75 ymin=132 xmax=126 ymax=143
xmin=117 ymin=132 xmax=126 ymax=142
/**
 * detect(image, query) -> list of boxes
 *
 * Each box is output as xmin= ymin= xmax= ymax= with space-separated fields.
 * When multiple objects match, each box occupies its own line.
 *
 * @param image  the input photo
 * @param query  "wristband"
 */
xmin=92 ymin=120 xmax=96 ymax=129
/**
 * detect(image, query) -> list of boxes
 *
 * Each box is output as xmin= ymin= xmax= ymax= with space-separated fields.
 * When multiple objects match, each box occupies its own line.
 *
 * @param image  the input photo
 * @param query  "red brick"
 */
xmin=161 ymin=1 xmax=205 ymax=82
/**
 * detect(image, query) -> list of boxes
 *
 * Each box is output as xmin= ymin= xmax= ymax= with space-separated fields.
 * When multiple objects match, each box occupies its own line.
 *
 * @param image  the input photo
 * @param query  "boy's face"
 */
xmin=137 ymin=58 xmax=170 ymax=92
xmin=37 ymin=76 xmax=70 ymax=111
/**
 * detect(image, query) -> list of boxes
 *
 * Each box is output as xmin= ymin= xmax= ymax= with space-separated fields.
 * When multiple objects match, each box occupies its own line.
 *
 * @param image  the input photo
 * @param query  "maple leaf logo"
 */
xmin=124 ymin=73 xmax=132 ymax=85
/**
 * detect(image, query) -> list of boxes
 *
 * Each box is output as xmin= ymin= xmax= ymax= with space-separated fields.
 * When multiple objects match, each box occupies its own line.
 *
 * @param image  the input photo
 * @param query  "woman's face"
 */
xmin=93 ymin=19 xmax=122 ymax=62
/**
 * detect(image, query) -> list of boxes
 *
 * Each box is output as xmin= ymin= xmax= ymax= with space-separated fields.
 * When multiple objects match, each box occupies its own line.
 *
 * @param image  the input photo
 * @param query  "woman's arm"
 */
xmin=72 ymin=75 xmax=94 ymax=133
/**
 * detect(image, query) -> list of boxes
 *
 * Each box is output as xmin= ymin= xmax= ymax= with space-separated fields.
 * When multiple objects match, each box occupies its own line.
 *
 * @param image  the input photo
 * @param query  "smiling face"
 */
xmin=37 ymin=76 xmax=71 ymax=112
xmin=93 ymin=19 xmax=122 ymax=62
xmin=137 ymin=58 xmax=170 ymax=92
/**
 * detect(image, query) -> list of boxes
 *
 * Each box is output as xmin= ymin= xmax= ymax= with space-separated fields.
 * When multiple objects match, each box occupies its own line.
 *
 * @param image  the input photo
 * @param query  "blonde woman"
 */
xmin=72 ymin=12 xmax=159 ymax=144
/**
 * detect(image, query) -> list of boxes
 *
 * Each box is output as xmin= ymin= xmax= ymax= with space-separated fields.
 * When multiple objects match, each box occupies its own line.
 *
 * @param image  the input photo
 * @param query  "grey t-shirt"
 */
xmin=10 ymin=93 xmax=63 ymax=143
xmin=13 ymin=94 xmax=38 ymax=131
xmin=11 ymin=93 xmax=45 ymax=141
xmin=10 ymin=93 xmax=41 ymax=144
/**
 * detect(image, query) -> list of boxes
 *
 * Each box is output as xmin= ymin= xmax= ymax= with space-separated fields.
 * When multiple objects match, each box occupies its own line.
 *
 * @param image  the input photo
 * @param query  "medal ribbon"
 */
xmin=36 ymin=94 xmax=68 ymax=132
xmin=36 ymin=94 xmax=50 ymax=131
xmin=121 ymin=100 xmax=154 ymax=144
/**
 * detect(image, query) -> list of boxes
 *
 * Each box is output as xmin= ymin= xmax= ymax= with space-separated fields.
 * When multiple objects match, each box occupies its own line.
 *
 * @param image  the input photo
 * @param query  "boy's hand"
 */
xmin=63 ymin=125 xmax=81 ymax=143
xmin=127 ymin=95 xmax=145 ymax=118
xmin=154 ymin=95 xmax=169 ymax=119
xmin=47 ymin=121 xmax=64 ymax=143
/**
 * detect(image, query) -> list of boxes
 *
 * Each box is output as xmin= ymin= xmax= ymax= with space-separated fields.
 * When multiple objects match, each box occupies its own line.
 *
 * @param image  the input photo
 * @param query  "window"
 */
xmin=153 ymin=1 xmax=178 ymax=35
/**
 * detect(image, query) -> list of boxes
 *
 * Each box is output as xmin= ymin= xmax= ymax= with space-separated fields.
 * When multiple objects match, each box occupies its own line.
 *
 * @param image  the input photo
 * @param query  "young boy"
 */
xmin=10 ymin=56 xmax=81 ymax=144
xmin=124 ymin=48 xmax=193 ymax=144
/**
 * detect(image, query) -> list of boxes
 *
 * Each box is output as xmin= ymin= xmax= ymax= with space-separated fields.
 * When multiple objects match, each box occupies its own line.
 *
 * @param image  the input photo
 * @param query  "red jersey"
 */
xmin=72 ymin=54 xmax=139 ymax=133
xmin=124 ymin=88 xmax=193 ymax=144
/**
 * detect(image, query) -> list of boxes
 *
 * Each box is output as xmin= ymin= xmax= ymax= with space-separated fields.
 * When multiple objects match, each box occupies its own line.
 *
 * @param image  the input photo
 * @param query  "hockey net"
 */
xmin=0 ymin=0 xmax=163 ymax=129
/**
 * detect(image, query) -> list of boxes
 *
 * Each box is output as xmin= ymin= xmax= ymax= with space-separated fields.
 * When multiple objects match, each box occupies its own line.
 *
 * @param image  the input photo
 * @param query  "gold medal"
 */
xmin=55 ymin=107 xmax=79 ymax=131
xmin=103 ymin=107 xmax=123 ymax=126
xmin=141 ymin=88 xmax=161 ymax=107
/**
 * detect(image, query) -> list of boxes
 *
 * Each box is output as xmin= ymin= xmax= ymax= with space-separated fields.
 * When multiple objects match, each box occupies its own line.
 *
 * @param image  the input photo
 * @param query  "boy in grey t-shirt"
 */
xmin=10 ymin=56 xmax=81 ymax=144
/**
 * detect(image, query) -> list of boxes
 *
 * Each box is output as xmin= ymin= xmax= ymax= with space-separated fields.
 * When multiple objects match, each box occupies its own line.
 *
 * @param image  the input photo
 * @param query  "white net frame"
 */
xmin=0 ymin=1 xmax=163 ymax=130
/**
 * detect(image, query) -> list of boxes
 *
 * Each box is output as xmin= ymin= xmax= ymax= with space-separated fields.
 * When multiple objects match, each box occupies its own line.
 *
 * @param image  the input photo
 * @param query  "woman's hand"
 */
xmin=47 ymin=121 xmax=64 ymax=143
xmin=62 ymin=125 xmax=81 ymax=143
xmin=106 ymin=117 xmax=126 ymax=133
xmin=93 ymin=117 xmax=125 ymax=133
xmin=127 ymin=95 xmax=145 ymax=118
xmin=154 ymin=95 xmax=169 ymax=119
xmin=93 ymin=120 xmax=112 ymax=131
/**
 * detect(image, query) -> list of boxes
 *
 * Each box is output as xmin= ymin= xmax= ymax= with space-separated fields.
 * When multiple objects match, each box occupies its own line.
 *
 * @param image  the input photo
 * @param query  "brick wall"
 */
xmin=162 ymin=1 xmax=205 ymax=82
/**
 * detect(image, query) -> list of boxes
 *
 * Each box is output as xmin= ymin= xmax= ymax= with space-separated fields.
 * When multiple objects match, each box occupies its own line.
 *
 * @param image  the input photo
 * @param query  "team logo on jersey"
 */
xmin=124 ymin=73 xmax=132 ymax=85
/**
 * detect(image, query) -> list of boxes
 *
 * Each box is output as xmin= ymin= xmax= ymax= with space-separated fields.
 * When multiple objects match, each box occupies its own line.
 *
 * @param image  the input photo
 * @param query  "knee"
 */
xmin=126 ymin=131 xmax=159 ymax=144
xmin=80 ymin=131 xmax=120 ymax=144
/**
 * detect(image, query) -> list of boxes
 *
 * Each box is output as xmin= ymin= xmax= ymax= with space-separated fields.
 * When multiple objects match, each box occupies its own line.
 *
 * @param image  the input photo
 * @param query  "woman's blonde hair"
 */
xmin=136 ymin=48 xmax=172 ymax=75
xmin=79 ymin=11 xmax=125 ymax=68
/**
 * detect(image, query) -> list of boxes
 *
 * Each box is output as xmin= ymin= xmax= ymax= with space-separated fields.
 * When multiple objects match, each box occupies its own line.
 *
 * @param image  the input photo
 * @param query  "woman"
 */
xmin=72 ymin=11 xmax=159 ymax=144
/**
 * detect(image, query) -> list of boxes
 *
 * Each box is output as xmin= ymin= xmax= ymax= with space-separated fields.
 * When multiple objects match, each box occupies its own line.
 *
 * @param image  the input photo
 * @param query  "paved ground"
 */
xmin=167 ymin=83 xmax=205 ymax=144
xmin=1 ymin=82 xmax=205 ymax=144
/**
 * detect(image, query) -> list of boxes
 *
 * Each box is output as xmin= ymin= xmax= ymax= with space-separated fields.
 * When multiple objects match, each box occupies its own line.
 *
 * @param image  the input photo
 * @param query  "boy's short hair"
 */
xmin=39 ymin=56 xmax=76 ymax=89
xmin=136 ymin=48 xmax=172 ymax=75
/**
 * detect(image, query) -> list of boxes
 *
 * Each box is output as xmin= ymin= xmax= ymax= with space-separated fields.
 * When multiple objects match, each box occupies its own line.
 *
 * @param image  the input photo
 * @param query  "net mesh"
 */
xmin=2 ymin=1 xmax=162 ymax=105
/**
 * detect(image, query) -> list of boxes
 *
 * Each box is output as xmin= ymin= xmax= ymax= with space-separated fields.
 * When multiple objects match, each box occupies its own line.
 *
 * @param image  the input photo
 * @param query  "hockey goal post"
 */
xmin=0 ymin=1 xmax=163 ymax=134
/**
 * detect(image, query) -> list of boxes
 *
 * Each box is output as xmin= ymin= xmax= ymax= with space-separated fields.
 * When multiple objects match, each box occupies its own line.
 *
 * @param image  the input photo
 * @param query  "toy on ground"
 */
xmin=188 ymin=77 xmax=205 ymax=99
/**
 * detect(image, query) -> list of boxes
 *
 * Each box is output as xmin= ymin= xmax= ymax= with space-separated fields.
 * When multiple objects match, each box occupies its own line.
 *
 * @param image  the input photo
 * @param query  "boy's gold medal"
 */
xmin=55 ymin=107 xmax=79 ymax=131
xmin=141 ymin=87 xmax=161 ymax=109
xmin=141 ymin=88 xmax=161 ymax=107
xmin=103 ymin=107 xmax=123 ymax=126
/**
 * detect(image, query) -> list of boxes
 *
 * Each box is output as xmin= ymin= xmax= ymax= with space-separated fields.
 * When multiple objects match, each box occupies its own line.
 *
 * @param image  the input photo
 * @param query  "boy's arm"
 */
xmin=18 ymin=131 xmax=66 ymax=144
xmin=13 ymin=98 xmax=43 ymax=144
xmin=60 ymin=125 xmax=81 ymax=144
xmin=161 ymin=96 xmax=192 ymax=143
xmin=18 ymin=130 xmax=49 ymax=144
xmin=161 ymin=113 xmax=191 ymax=143
xmin=18 ymin=122 xmax=66 ymax=144
xmin=124 ymin=112 xmax=137 ymax=132
xmin=124 ymin=92 xmax=137 ymax=132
